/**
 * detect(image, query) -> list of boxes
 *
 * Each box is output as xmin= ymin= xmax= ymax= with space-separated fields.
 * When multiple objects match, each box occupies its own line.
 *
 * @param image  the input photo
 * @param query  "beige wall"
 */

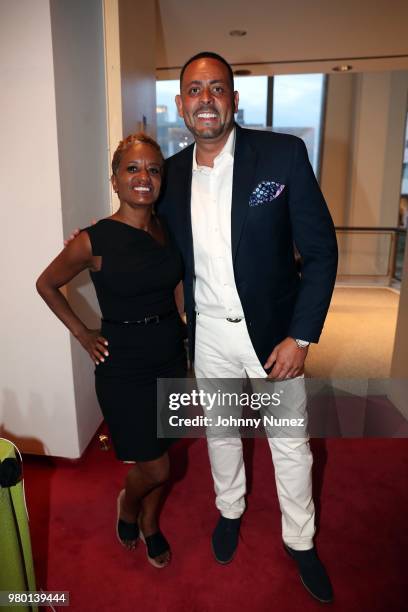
xmin=0 ymin=0 xmax=109 ymax=457
xmin=348 ymin=72 xmax=406 ymax=227
xmin=119 ymin=0 xmax=157 ymax=138
xmin=0 ymin=0 xmax=79 ymax=456
xmin=322 ymin=71 xmax=408 ymax=228
xmin=103 ymin=0 xmax=157 ymax=212
xmin=50 ymin=0 xmax=110 ymax=454
xmin=103 ymin=0 xmax=123 ymax=209
xmin=381 ymin=72 xmax=408 ymax=225
xmin=321 ymin=71 xmax=408 ymax=278
xmin=320 ymin=73 xmax=354 ymax=226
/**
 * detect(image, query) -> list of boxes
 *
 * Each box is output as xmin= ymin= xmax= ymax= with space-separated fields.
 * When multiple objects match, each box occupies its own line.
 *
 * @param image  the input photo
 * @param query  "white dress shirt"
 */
xmin=191 ymin=128 xmax=245 ymax=319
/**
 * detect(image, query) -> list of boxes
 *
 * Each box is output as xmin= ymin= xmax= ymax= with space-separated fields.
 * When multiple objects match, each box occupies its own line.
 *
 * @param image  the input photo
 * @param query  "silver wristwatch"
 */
xmin=295 ymin=338 xmax=310 ymax=349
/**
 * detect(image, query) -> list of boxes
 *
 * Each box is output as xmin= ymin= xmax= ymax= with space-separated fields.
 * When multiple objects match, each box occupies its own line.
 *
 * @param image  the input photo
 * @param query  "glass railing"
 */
xmin=334 ymin=227 xmax=406 ymax=283
xmin=394 ymin=229 xmax=407 ymax=281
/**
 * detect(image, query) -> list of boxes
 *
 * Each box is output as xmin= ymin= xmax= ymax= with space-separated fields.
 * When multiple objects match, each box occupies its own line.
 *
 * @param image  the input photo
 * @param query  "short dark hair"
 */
xmin=111 ymin=132 xmax=163 ymax=176
xmin=180 ymin=52 xmax=234 ymax=90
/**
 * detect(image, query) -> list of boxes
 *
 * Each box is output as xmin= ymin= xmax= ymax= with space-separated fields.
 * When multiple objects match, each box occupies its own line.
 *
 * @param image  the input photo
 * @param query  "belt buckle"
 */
xmin=226 ymin=317 xmax=242 ymax=323
xmin=145 ymin=315 xmax=160 ymax=324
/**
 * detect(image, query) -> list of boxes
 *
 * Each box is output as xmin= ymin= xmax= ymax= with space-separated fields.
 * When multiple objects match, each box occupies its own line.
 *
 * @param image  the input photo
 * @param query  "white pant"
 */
xmin=194 ymin=313 xmax=315 ymax=551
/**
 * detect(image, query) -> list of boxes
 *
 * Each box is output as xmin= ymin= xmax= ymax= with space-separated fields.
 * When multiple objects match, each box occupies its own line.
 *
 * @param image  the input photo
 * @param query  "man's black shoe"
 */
xmin=212 ymin=516 xmax=241 ymax=564
xmin=284 ymin=543 xmax=333 ymax=603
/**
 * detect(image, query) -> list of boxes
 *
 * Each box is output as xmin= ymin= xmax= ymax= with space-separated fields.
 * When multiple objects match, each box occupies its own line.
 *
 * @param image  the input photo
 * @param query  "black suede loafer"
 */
xmin=284 ymin=543 xmax=333 ymax=603
xmin=212 ymin=516 xmax=241 ymax=564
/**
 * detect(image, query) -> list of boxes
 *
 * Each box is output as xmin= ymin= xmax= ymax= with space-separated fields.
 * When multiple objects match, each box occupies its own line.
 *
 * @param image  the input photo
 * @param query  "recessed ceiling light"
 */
xmin=229 ymin=30 xmax=247 ymax=37
xmin=234 ymin=69 xmax=252 ymax=76
xmin=332 ymin=65 xmax=353 ymax=72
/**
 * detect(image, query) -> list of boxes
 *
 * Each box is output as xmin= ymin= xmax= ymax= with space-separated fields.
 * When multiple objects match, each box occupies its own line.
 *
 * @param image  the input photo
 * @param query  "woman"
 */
xmin=36 ymin=133 xmax=186 ymax=568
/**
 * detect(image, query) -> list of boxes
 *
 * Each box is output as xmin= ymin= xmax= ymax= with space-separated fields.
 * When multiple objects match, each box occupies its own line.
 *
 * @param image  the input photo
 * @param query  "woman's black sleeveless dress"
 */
xmin=84 ymin=218 xmax=186 ymax=461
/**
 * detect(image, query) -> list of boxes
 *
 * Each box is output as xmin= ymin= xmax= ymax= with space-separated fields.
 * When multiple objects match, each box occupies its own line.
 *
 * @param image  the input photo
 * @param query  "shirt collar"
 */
xmin=193 ymin=126 xmax=236 ymax=173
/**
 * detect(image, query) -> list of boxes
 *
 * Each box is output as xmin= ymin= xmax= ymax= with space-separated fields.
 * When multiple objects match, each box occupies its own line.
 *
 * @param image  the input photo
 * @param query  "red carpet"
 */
xmin=23 ymin=433 xmax=408 ymax=611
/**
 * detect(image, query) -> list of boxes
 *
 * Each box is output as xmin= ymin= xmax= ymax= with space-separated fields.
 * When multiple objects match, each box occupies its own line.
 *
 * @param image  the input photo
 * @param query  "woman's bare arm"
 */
xmin=36 ymin=231 xmax=108 ymax=364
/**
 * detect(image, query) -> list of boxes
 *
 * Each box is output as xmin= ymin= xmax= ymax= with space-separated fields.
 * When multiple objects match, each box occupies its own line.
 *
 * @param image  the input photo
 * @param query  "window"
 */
xmin=273 ymin=74 xmax=325 ymax=174
xmin=233 ymin=76 xmax=268 ymax=128
xmin=156 ymin=80 xmax=193 ymax=159
xmin=156 ymin=74 xmax=326 ymax=176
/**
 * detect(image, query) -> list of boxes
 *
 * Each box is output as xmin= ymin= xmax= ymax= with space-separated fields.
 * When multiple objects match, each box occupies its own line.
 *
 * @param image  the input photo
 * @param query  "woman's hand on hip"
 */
xmin=78 ymin=328 xmax=109 ymax=365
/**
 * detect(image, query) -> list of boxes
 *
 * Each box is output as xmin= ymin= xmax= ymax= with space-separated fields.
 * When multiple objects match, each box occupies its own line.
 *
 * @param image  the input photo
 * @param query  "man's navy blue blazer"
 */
xmin=157 ymin=123 xmax=338 ymax=367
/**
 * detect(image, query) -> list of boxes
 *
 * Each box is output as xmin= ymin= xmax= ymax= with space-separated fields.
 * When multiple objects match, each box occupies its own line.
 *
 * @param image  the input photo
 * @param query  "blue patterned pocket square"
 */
xmin=249 ymin=181 xmax=285 ymax=207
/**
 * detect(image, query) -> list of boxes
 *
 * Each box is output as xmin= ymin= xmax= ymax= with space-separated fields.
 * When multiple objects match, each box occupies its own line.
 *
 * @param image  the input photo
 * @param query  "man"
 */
xmin=158 ymin=52 xmax=338 ymax=603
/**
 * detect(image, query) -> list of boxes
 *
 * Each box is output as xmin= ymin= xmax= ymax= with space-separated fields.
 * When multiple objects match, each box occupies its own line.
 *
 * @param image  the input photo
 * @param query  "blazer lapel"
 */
xmin=231 ymin=125 xmax=257 ymax=262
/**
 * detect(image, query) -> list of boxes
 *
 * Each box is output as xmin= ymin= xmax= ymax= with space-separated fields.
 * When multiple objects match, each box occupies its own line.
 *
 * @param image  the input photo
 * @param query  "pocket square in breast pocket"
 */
xmin=249 ymin=181 xmax=285 ymax=207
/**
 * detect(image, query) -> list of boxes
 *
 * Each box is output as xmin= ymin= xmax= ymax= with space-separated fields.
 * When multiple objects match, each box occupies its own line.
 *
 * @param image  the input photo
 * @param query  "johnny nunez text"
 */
xmin=168 ymin=415 xmax=305 ymax=428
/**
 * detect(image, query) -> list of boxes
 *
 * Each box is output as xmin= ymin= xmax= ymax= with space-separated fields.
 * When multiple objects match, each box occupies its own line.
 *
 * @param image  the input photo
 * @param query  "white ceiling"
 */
xmin=156 ymin=0 xmax=408 ymax=78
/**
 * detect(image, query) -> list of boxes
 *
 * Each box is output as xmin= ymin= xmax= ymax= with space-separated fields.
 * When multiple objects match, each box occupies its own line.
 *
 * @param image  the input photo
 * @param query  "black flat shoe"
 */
xmin=284 ymin=543 xmax=334 ymax=603
xmin=116 ymin=489 xmax=139 ymax=550
xmin=212 ymin=516 xmax=241 ymax=564
xmin=140 ymin=530 xmax=171 ymax=568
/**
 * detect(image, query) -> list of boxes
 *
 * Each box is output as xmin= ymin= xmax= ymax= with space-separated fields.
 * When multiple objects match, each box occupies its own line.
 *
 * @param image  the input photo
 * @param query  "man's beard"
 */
xmin=185 ymin=118 xmax=231 ymax=140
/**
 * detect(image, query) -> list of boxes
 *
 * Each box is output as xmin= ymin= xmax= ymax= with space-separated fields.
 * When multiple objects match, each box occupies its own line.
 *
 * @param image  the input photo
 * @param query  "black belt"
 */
xmin=197 ymin=313 xmax=243 ymax=323
xmin=102 ymin=310 xmax=176 ymax=325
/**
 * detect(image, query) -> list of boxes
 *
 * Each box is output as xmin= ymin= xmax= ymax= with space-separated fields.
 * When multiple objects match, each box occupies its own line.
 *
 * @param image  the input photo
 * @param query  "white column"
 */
xmin=324 ymin=71 xmax=408 ymax=278
xmin=0 ymin=0 xmax=109 ymax=458
xmin=320 ymin=73 xmax=354 ymax=226
xmin=348 ymin=71 xmax=408 ymax=228
xmin=50 ymin=0 xmax=111 ymax=455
